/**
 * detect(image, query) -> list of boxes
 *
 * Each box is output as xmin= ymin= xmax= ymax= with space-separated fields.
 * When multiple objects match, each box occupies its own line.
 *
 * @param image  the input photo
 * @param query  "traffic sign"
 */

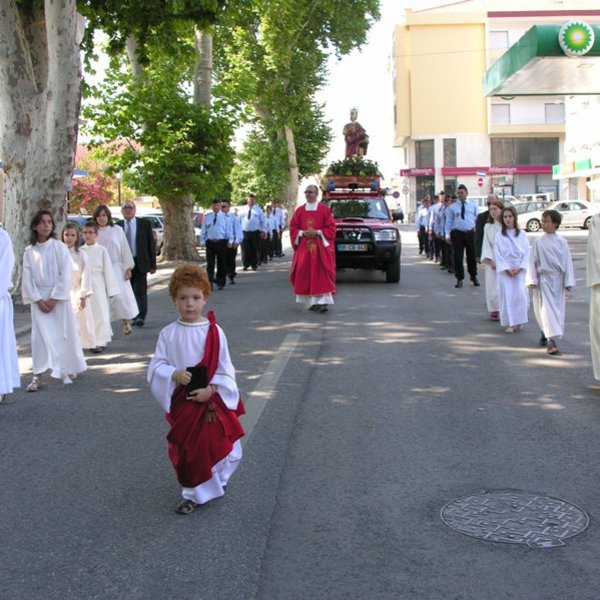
xmin=392 ymin=191 xmax=400 ymax=199
xmin=477 ymin=177 xmax=484 ymax=188
xmin=401 ymin=186 xmax=409 ymax=195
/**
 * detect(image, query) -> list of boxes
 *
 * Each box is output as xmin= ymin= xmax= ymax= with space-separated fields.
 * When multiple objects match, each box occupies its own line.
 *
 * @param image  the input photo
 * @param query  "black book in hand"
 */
xmin=186 ymin=366 xmax=208 ymax=395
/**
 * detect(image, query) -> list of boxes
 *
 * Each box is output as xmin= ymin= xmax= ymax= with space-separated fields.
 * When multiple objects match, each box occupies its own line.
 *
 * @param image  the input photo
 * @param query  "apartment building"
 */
xmin=392 ymin=0 xmax=600 ymax=209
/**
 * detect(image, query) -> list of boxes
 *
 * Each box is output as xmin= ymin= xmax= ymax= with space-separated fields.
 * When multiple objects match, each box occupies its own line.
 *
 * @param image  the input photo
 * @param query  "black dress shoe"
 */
xmin=472 ymin=277 xmax=480 ymax=287
xmin=132 ymin=317 xmax=145 ymax=327
xmin=243 ymin=266 xmax=249 ymax=271
xmin=229 ymin=279 xmax=236 ymax=285
xmin=455 ymin=280 xmax=463 ymax=288
xmin=217 ymin=285 xmax=224 ymax=290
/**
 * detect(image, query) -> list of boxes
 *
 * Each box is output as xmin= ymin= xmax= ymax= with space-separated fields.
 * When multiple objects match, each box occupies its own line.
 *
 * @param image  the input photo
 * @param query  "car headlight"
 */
xmin=373 ymin=228 xmax=399 ymax=242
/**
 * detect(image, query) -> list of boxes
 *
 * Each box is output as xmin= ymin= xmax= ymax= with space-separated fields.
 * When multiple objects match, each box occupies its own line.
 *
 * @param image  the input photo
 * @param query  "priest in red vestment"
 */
xmin=289 ymin=185 xmax=337 ymax=313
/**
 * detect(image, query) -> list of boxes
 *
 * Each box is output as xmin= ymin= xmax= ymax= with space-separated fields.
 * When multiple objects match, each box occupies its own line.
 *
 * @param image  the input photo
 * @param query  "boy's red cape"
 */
xmin=166 ymin=311 xmax=245 ymax=488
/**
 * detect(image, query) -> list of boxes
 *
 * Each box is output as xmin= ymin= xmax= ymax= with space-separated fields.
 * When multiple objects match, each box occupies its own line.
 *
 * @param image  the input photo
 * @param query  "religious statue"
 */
xmin=343 ymin=108 xmax=369 ymax=158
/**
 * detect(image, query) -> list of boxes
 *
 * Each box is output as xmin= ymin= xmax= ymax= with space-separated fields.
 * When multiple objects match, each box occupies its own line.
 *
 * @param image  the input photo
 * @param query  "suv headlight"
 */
xmin=373 ymin=228 xmax=399 ymax=242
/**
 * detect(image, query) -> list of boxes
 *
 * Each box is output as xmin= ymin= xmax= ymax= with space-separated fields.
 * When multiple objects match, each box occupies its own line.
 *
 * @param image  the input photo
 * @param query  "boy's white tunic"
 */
xmin=586 ymin=214 xmax=600 ymax=379
xmin=81 ymin=244 xmax=121 ymax=348
xmin=67 ymin=247 xmax=96 ymax=349
xmin=22 ymin=239 xmax=86 ymax=379
xmin=480 ymin=221 xmax=501 ymax=313
xmin=147 ymin=319 xmax=242 ymax=504
xmin=97 ymin=225 xmax=138 ymax=320
xmin=493 ymin=229 xmax=530 ymax=327
xmin=0 ymin=229 xmax=20 ymax=394
xmin=526 ymin=233 xmax=575 ymax=339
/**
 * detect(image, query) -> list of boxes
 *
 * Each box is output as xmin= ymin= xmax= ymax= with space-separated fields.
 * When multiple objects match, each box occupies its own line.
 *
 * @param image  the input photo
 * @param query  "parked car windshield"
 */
xmin=325 ymin=197 xmax=390 ymax=220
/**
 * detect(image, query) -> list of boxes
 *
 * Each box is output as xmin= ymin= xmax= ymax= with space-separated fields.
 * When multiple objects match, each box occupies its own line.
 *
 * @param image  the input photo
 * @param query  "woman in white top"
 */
xmin=480 ymin=197 xmax=504 ymax=321
xmin=493 ymin=206 xmax=530 ymax=334
xmin=93 ymin=204 xmax=138 ymax=335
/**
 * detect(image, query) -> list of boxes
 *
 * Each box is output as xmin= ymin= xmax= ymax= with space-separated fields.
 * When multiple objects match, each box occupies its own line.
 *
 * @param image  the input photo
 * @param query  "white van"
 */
xmin=468 ymin=195 xmax=517 ymax=213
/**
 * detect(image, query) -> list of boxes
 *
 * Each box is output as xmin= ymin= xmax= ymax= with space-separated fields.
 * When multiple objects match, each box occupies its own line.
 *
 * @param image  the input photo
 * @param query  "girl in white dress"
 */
xmin=93 ymin=204 xmax=138 ymax=335
xmin=0 ymin=228 xmax=20 ymax=402
xmin=480 ymin=198 xmax=504 ymax=321
xmin=62 ymin=223 xmax=96 ymax=350
xmin=22 ymin=211 xmax=86 ymax=391
xmin=494 ymin=206 xmax=530 ymax=334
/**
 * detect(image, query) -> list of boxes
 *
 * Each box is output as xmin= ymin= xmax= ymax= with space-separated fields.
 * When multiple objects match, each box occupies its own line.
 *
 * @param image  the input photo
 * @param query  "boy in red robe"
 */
xmin=147 ymin=265 xmax=244 ymax=515
xmin=289 ymin=185 xmax=337 ymax=313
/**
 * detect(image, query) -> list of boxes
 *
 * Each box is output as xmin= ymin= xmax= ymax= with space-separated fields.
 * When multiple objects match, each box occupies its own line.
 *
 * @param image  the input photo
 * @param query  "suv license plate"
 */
xmin=337 ymin=243 xmax=368 ymax=252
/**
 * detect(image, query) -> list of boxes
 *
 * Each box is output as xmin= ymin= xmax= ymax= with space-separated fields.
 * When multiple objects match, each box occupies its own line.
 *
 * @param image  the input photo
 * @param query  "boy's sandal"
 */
xmin=175 ymin=499 xmax=199 ymax=515
xmin=547 ymin=344 xmax=560 ymax=355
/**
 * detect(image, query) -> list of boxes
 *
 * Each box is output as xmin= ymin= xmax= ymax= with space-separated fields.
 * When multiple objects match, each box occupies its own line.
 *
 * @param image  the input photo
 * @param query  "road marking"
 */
xmin=241 ymin=333 xmax=301 ymax=441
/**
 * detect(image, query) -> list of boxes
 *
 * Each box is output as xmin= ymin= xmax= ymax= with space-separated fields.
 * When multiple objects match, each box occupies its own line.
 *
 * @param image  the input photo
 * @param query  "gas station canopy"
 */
xmin=483 ymin=23 xmax=600 ymax=97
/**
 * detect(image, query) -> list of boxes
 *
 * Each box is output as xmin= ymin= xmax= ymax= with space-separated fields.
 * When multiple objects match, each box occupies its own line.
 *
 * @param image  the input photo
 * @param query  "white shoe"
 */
xmin=63 ymin=375 xmax=73 ymax=385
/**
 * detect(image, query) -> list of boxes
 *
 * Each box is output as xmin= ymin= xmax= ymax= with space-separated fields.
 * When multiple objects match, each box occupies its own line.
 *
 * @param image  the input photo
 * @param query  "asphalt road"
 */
xmin=2 ymin=226 xmax=600 ymax=600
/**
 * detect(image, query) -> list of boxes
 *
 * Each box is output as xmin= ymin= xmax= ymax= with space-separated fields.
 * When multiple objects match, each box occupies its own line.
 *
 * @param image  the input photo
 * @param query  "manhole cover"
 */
xmin=441 ymin=490 xmax=589 ymax=548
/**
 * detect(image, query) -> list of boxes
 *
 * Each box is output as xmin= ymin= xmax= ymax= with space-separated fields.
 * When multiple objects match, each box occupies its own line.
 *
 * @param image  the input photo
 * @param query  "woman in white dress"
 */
xmin=494 ymin=206 xmax=530 ymax=334
xmin=480 ymin=197 xmax=504 ymax=321
xmin=22 ymin=211 xmax=86 ymax=390
xmin=0 ymin=228 xmax=20 ymax=402
xmin=93 ymin=204 xmax=138 ymax=335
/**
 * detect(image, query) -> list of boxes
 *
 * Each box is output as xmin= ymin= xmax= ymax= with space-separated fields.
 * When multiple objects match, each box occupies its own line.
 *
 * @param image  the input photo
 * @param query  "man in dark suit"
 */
xmin=119 ymin=201 xmax=156 ymax=326
xmin=475 ymin=194 xmax=497 ymax=261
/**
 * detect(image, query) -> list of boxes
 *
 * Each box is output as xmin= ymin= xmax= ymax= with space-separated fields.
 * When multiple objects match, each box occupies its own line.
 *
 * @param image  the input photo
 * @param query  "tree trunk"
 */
xmin=159 ymin=195 xmax=200 ymax=261
xmin=193 ymin=29 xmax=212 ymax=107
xmin=283 ymin=124 xmax=299 ymax=213
xmin=0 ymin=0 xmax=83 ymax=299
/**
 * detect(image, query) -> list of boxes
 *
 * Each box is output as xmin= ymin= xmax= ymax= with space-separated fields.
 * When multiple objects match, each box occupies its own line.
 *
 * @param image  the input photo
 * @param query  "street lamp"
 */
xmin=116 ymin=172 xmax=122 ymax=206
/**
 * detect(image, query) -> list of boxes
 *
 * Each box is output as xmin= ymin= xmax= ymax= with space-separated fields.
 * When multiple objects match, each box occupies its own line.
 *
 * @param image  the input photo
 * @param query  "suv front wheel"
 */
xmin=386 ymin=257 xmax=401 ymax=283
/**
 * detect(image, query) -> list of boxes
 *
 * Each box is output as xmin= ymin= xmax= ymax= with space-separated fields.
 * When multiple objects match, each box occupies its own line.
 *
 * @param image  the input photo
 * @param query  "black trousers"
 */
xmin=272 ymin=230 xmax=282 ymax=256
xmin=205 ymin=239 xmax=228 ymax=287
xmin=242 ymin=230 xmax=260 ymax=268
xmin=418 ymin=226 xmax=429 ymax=255
xmin=226 ymin=245 xmax=238 ymax=280
xmin=130 ymin=262 xmax=148 ymax=319
xmin=450 ymin=230 xmax=477 ymax=281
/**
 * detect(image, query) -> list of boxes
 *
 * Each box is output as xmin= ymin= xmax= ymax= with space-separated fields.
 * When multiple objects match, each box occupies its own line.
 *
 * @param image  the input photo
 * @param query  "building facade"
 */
xmin=392 ymin=0 xmax=600 ymax=210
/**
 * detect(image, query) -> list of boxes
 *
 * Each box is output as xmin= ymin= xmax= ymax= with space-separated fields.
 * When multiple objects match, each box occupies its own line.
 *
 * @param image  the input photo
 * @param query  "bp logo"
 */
xmin=559 ymin=21 xmax=595 ymax=57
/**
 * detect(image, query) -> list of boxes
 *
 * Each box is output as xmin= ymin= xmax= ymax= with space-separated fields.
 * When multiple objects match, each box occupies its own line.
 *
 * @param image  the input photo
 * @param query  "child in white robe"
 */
xmin=0 ymin=228 xmax=20 ymax=402
xmin=22 ymin=211 xmax=86 ymax=391
xmin=63 ymin=223 xmax=96 ymax=351
xmin=93 ymin=204 xmax=138 ymax=335
xmin=586 ymin=214 xmax=600 ymax=380
xmin=480 ymin=198 xmax=504 ymax=321
xmin=527 ymin=210 xmax=575 ymax=355
xmin=147 ymin=264 xmax=245 ymax=515
xmin=80 ymin=223 xmax=121 ymax=353
xmin=494 ymin=206 xmax=530 ymax=334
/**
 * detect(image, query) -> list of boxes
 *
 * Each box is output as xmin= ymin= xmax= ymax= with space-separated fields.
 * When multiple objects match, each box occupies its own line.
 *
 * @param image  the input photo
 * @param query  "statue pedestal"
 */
xmin=326 ymin=176 xmax=381 ymax=191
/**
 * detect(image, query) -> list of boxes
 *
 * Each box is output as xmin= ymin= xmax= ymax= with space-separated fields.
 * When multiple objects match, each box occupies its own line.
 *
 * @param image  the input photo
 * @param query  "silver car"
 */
xmin=521 ymin=201 xmax=600 ymax=232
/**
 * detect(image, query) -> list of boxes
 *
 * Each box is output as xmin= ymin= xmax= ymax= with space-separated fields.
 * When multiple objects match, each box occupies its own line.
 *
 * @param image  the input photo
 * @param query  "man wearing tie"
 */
xmin=241 ymin=194 xmax=266 ymax=271
xmin=119 ymin=202 xmax=157 ymax=326
xmin=200 ymin=199 xmax=231 ymax=290
xmin=444 ymin=184 xmax=480 ymax=289
xmin=220 ymin=199 xmax=243 ymax=284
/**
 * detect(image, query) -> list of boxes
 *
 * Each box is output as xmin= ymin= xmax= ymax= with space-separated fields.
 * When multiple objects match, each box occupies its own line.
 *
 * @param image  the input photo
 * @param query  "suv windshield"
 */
xmin=326 ymin=197 xmax=389 ymax=219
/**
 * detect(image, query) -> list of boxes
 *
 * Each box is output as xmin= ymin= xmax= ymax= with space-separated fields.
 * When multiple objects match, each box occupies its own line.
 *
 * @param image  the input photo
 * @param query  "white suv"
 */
xmin=468 ymin=195 xmax=517 ymax=213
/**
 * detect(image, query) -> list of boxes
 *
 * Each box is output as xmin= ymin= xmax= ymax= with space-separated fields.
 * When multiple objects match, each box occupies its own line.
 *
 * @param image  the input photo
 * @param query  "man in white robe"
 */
xmin=527 ymin=210 xmax=575 ymax=355
xmin=0 ymin=229 xmax=20 ymax=402
xmin=586 ymin=214 xmax=600 ymax=378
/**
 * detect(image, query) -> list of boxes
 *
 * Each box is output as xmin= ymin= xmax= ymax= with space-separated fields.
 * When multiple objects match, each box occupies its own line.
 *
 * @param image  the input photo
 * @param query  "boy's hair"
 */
xmin=83 ymin=222 xmax=98 ymax=233
xmin=542 ymin=209 xmax=562 ymax=228
xmin=169 ymin=263 xmax=211 ymax=300
xmin=62 ymin=222 xmax=80 ymax=251
xmin=457 ymin=183 xmax=468 ymax=193
xmin=93 ymin=204 xmax=114 ymax=226
xmin=29 ymin=210 xmax=56 ymax=245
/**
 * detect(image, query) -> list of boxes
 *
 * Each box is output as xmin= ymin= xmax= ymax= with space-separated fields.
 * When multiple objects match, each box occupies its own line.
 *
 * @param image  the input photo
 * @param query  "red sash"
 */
xmin=166 ymin=312 xmax=245 ymax=488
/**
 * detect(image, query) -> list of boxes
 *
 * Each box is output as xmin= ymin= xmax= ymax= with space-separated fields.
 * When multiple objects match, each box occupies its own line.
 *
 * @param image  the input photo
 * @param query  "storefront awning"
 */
xmin=483 ymin=24 xmax=600 ymax=96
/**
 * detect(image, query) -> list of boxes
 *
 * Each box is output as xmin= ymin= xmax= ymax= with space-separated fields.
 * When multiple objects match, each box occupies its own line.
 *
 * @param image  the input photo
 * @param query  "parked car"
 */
xmin=512 ymin=200 xmax=552 ymax=215
xmin=517 ymin=192 xmax=555 ymax=203
xmin=521 ymin=200 xmax=600 ymax=232
xmin=114 ymin=212 xmax=164 ymax=254
xmin=469 ymin=195 xmax=517 ymax=213
xmin=67 ymin=214 xmax=92 ymax=229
